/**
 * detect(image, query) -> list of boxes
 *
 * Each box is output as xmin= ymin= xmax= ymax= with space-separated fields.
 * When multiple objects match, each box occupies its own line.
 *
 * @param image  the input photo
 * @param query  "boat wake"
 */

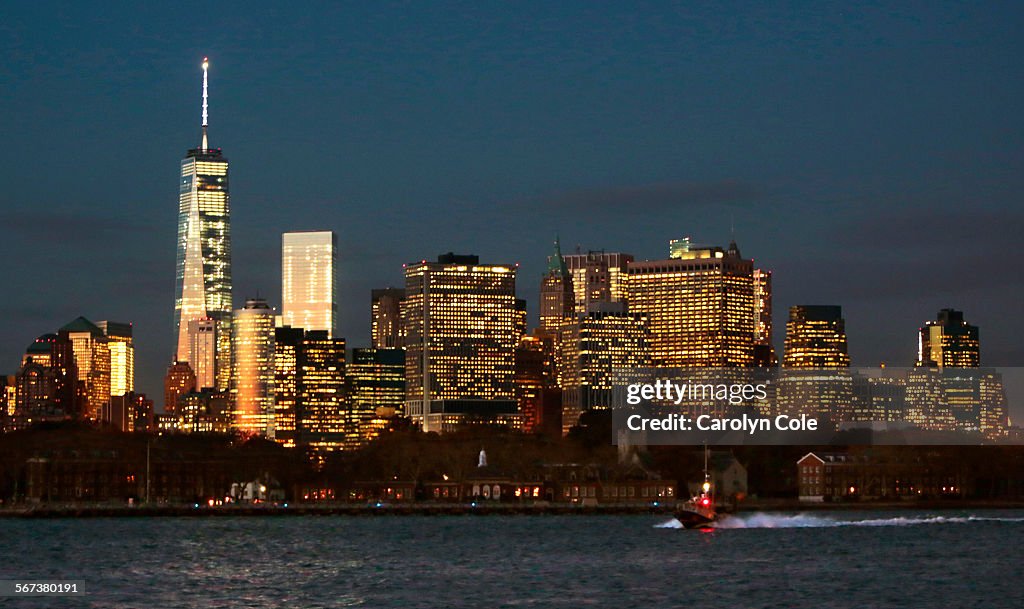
xmin=656 ymin=514 xmax=1024 ymax=530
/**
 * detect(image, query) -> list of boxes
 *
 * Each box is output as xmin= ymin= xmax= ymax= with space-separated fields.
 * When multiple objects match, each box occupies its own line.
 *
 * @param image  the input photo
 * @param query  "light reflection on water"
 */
xmin=1 ymin=512 xmax=1022 ymax=608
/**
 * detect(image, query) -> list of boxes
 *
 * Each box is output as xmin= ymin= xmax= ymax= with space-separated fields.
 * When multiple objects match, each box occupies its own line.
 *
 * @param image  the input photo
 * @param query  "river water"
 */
xmin=1 ymin=511 xmax=1022 ymax=608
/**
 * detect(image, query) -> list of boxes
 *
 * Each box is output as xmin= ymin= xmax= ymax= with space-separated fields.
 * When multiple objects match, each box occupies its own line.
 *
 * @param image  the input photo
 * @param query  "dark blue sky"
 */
xmin=2 ymin=2 xmax=1023 ymax=406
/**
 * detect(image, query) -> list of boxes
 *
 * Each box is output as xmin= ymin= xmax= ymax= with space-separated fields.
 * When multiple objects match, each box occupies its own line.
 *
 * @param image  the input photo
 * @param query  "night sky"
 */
xmin=2 ymin=2 xmax=1022 ymax=408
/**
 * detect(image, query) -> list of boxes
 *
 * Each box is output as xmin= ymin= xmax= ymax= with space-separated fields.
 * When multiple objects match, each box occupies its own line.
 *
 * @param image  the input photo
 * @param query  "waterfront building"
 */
xmin=282 ymin=231 xmax=338 ymax=337
xmin=231 ymin=298 xmax=276 ymax=437
xmin=174 ymin=58 xmax=233 ymax=390
xmin=403 ymin=253 xmax=519 ymax=432
xmin=625 ymin=240 xmax=756 ymax=367
xmin=797 ymin=452 xmax=966 ymax=503
xmin=371 ymin=288 xmax=406 ymax=349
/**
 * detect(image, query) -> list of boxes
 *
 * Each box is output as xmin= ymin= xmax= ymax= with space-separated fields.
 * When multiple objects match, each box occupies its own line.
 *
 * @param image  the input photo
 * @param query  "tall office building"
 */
xmin=13 ymin=334 xmax=78 ymax=428
xmin=403 ymin=253 xmax=519 ymax=432
xmin=904 ymin=366 xmax=955 ymax=431
xmin=539 ymin=237 xmax=575 ymax=335
xmin=272 ymin=327 xmax=347 ymax=453
xmin=187 ymin=317 xmax=217 ymax=390
xmin=59 ymin=317 xmax=110 ymax=421
xmin=977 ymin=371 xmax=1009 ymax=438
xmin=282 ymin=231 xmax=338 ymax=337
xmin=557 ymin=304 xmax=651 ymax=434
xmin=752 ymin=269 xmax=775 ymax=366
xmin=163 ymin=360 xmax=196 ymax=414
xmin=778 ymin=305 xmax=851 ymax=423
xmin=626 ymin=240 xmax=756 ymax=367
xmin=97 ymin=321 xmax=134 ymax=397
xmin=296 ymin=331 xmax=346 ymax=455
xmin=563 ymin=250 xmax=632 ymax=315
xmin=231 ymin=298 xmax=276 ymax=437
xmin=348 ymin=348 xmax=406 ymax=448
xmin=273 ymin=326 xmax=304 ymax=447
xmin=918 ymin=309 xmax=980 ymax=368
xmin=174 ymin=58 xmax=233 ymax=390
xmin=371 ymin=288 xmax=406 ymax=349
xmin=782 ymin=306 xmax=850 ymax=368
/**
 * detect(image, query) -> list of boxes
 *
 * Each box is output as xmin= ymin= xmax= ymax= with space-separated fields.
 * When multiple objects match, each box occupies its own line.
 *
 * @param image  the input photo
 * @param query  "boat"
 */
xmin=674 ymin=445 xmax=719 ymax=529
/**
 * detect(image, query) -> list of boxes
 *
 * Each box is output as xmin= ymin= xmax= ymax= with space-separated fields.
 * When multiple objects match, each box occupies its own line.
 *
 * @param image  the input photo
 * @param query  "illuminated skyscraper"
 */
xmin=778 ymin=305 xmax=851 ymax=423
xmin=273 ymin=326 xmax=304 ymax=447
xmin=403 ymin=253 xmax=519 ymax=432
xmin=274 ymin=327 xmax=347 ymax=453
xmin=752 ymin=269 xmax=775 ymax=366
xmin=347 ymin=348 xmax=405 ymax=448
xmin=539 ymin=237 xmax=574 ymax=335
xmin=59 ymin=317 xmax=110 ymax=421
xmin=97 ymin=321 xmax=134 ymax=397
xmin=231 ymin=298 xmax=276 ymax=437
xmin=626 ymin=240 xmax=756 ymax=367
xmin=282 ymin=231 xmax=338 ymax=337
xmin=371 ymin=288 xmax=405 ymax=349
xmin=557 ymin=304 xmax=651 ymax=434
xmin=13 ymin=334 xmax=78 ymax=428
xmin=187 ymin=317 xmax=217 ymax=390
xmin=174 ymin=57 xmax=233 ymax=390
xmin=918 ymin=309 xmax=980 ymax=368
xmin=296 ymin=331 xmax=346 ymax=456
xmin=563 ymin=250 xmax=632 ymax=314
xmin=782 ymin=306 xmax=850 ymax=368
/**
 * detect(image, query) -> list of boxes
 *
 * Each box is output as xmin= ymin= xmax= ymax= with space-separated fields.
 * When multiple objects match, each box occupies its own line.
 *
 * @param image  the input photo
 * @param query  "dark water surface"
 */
xmin=1 ymin=511 xmax=1022 ymax=608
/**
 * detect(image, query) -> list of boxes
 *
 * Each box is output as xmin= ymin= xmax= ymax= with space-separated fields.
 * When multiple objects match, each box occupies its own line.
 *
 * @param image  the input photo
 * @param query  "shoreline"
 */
xmin=2 ymin=499 xmax=1023 ymax=518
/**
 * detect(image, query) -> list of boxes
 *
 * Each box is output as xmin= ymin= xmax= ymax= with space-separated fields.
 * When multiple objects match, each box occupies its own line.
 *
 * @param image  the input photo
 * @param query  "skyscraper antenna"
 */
xmin=201 ymin=57 xmax=210 ymax=149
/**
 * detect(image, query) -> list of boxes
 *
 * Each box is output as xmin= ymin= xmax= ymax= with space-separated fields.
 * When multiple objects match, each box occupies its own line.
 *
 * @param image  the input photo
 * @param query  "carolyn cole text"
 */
xmin=626 ymin=413 xmax=819 ymax=434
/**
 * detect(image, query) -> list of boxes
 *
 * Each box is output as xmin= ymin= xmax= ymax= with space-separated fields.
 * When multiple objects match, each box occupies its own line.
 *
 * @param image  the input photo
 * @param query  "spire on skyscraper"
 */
xmin=201 ymin=57 xmax=209 ymax=150
xmin=546 ymin=234 xmax=569 ymax=277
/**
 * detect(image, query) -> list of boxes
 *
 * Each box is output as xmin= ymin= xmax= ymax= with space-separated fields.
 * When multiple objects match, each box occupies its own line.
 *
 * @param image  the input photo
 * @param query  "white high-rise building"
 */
xmin=282 ymin=231 xmax=337 ymax=337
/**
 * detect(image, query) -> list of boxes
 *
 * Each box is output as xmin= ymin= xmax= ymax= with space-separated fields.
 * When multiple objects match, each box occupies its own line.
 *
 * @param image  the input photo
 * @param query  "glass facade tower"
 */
xmin=174 ymin=58 xmax=233 ymax=390
xmin=282 ymin=231 xmax=338 ymax=337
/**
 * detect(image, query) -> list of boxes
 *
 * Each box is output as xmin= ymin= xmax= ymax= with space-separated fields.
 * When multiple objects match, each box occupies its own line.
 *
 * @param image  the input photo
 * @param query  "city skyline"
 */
xmin=2 ymin=4 xmax=1023 ymax=405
